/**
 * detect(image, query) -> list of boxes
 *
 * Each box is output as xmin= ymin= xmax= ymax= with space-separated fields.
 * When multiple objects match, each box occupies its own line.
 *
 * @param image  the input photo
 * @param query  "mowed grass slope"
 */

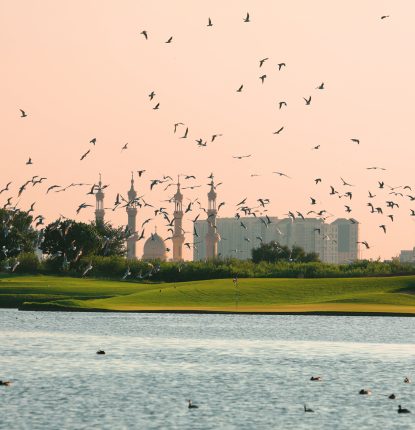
xmin=1 ymin=275 xmax=415 ymax=314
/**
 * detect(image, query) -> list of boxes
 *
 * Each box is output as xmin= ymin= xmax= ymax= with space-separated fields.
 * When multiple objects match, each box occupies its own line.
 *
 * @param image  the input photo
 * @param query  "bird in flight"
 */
xmin=165 ymin=36 xmax=173 ymax=43
xmin=207 ymin=17 xmax=213 ymax=27
xmin=233 ymin=154 xmax=252 ymax=159
xmin=381 ymin=15 xmax=390 ymax=20
xmin=351 ymin=138 xmax=360 ymax=144
xmin=303 ymin=96 xmax=312 ymax=105
xmin=273 ymin=171 xmax=291 ymax=178
xmin=236 ymin=84 xmax=244 ymax=92
xmin=121 ymin=143 xmax=128 ymax=152
xmin=211 ymin=134 xmax=223 ymax=142
xmin=90 ymin=138 xmax=96 ymax=145
xmin=259 ymin=58 xmax=269 ymax=67
xmin=148 ymin=91 xmax=156 ymax=100
xmin=137 ymin=170 xmax=146 ymax=177
xmin=180 ymin=127 xmax=189 ymax=139
xmin=273 ymin=127 xmax=284 ymax=135
xmin=366 ymin=166 xmax=386 ymax=170
xmin=312 ymin=145 xmax=320 ymax=150
xmin=153 ymin=103 xmax=160 ymax=110
xmin=259 ymin=75 xmax=267 ymax=84
xmin=316 ymin=82 xmax=324 ymax=90
xmin=140 ymin=30 xmax=148 ymax=39
xmin=243 ymin=12 xmax=250 ymax=22
xmin=379 ymin=224 xmax=387 ymax=234
xmin=26 ymin=157 xmax=33 ymax=165
xmin=80 ymin=149 xmax=91 ymax=161
xmin=0 ymin=182 xmax=11 ymax=194
xmin=314 ymin=178 xmax=322 ymax=184
xmin=174 ymin=122 xmax=184 ymax=133
xmin=277 ymin=63 xmax=286 ymax=71
xmin=278 ymin=101 xmax=287 ymax=109
xmin=19 ymin=109 xmax=27 ymax=117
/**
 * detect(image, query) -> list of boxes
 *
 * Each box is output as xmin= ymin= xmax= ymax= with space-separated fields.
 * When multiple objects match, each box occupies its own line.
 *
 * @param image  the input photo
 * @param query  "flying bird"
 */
xmin=26 ymin=157 xmax=33 ymax=165
xmin=165 ymin=36 xmax=173 ymax=43
xmin=303 ymin=96 xmax=312 ymax=105
xmin=140 ymin=30 xmax=148 ymax=39
xmin=207 ymin=17 xmax=213 ymax=27
xmin=259 ymin=58 xmax=269 ymax=67
xmin=180 ymin=127 xmax=189 ymax=139
xmin=243 ymin=12 xmax=250 ymax=22
xmin=20 ymin=109 xmax=28 ymax=117
xmin=148 ymin=91 xmax=156 ymax=100
xmin=233 ymin=154 xmax=252 ymax=159
xmin=121 ymin=143 xmax=128 ymax=152
xmin=278 ymin=101 xmax=287 ymax=109
xmin=153 ymin=103 xmax=160 ymax=110
xmin=351 ymin=138 xmax=360 ymax=144
xmin=316 ymin=82 xmax=324 ymax=89
xmin=236 ymin=84 xmax=244 ymax=92
xmin=90 ymin=138 xmax=96 ymax=145
xmin=80 ymin=150 xmax=90 ymax=161
xmin=259 ymin=75 xmax=267 ymax=84
xmin=273 ymin=127 xmax=284 ymax=135
xmin=381 ymin=15 xmax=390 ymax=20
xmin=277 ymin=63 xmax=286 ymax=71
xmin=273 ymin=171 xmax=291 ymax=178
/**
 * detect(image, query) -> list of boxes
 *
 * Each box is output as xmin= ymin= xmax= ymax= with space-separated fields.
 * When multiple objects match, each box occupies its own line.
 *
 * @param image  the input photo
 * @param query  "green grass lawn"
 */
xmin=1 ymin=274 xmax=415 ymax=314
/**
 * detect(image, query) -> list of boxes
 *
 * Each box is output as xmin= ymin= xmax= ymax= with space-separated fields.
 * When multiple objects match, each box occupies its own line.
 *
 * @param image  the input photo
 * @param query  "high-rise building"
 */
xmin=94 ymin=173 xmax=105 ymax=223
xmin=126 ymin=173 xmax=138 ymax=259
xmin=193 ymin=216 xmax=359 ymax=264
xmin=205 ymin=179 xmax=220 ymax=259
xmin=172 ymin=178 xmax=185 ymax=261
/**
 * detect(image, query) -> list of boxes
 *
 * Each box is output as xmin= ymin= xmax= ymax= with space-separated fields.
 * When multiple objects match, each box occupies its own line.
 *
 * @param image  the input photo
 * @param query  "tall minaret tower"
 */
xmin=205 ymin=178 xmax=220 ymax=260
xmin=172 ymin=177 xmax=185 ymax=261
xmin=95 ymin=173 xmax=105 ymax=224
xmin=126 ymin=172 xmax=138 ymax=259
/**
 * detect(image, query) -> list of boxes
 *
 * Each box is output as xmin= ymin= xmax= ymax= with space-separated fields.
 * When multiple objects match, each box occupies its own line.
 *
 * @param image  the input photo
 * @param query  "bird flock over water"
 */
xmin=1 ymin=8 xmax=413 ymax=268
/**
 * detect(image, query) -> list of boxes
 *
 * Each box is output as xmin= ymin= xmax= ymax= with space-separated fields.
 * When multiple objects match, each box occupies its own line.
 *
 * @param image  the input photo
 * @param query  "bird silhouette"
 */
xmin=236 ymin=84 xmax=244 ymax=92
xmin=303 ymin=96 xmax=312 ymax=105
xmin=277 ymin=63 xmax=286 ymax=70
xmin=273 ymin=127 xmax=284 ymax=135
xmin=140 ymin=30 xmax=148 ymax=39
xmin=121 ymin=143 xmax=128 ymax=152
xmin=259 ymin=75 xmax=267 ymax=84
xmin=26 ymin=157 xmax=33 ymax=165
xmin=351 ymin=138 xmax=360 ymax=144
xmin=165 ymin=36 xmax=173 ymax=43
xmin=80 ymin=150 xmax=90 ymax=161
xmin=207 ymin=17 xmax=213 ymax=27
xmin=316 ymin=82 xmax=324 ymax=89
xmin=180 ymin=127 xmax=189 ymax=139
xmin=243 ymin=12 xmax=250 ymax=22
xmin=278 ymin=101 xmax=287 ymax=109
xmin=19 ymin=109 xmax=28 ymax=117
xmin=259 ymin=58 xmax=269 ymax=67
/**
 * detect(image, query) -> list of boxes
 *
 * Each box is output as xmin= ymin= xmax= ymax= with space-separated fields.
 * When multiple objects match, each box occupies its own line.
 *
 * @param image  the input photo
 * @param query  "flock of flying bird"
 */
xmin=2 ymin=9 xmax=413 ymax=271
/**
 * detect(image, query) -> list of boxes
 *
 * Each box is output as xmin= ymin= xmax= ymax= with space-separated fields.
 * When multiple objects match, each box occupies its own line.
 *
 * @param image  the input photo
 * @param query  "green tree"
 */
xmin=0 ymin=208 xmax=38 ymax=261
xmin=41 ymin=219 xmax=101 ymax=269
xmin=92 ymin=221 xmax=126 ymax=257
xmin=251 ymin=241 xmax=320 ymax=263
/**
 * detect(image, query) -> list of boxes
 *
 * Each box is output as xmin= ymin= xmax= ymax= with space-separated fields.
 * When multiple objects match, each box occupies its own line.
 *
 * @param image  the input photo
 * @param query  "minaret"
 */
xmin=172 ymin=177 xmax=185 ymax=261
xmin=95 ymin=173 xmax=105 ymax=223
xmin=205 ymin=178 xmax=220 ymax=260
xmin=126 ymin=172 xmax=138 ymax=259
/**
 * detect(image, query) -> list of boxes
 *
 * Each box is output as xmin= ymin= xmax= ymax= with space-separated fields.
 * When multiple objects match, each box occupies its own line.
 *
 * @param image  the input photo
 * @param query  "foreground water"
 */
xmin=1 ymin=311 xmax=414 ymax=429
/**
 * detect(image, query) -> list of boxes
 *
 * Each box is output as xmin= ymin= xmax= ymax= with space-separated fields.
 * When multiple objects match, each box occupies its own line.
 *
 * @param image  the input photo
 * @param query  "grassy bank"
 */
xmin=1 ymin=274 xmax=415 ymax=314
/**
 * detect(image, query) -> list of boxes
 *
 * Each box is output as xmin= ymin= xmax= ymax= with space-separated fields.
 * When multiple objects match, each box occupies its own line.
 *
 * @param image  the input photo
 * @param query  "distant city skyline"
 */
xmin=1 ymin=1 xmax=415 ymax=261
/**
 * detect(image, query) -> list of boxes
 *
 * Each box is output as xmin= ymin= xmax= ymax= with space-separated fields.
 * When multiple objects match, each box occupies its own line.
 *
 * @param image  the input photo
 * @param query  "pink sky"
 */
xmin=1 ymin=0 xmax=414 ymax=260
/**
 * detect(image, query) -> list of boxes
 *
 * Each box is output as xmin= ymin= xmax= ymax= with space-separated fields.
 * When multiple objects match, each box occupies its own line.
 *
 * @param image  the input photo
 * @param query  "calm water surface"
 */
xmin=1 ymin=310 xmax=415 ymax=429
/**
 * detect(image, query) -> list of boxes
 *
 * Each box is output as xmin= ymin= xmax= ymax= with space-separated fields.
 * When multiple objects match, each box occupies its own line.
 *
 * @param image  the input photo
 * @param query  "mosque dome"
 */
xmin=142 ymin=232 xmax=167 ymax=261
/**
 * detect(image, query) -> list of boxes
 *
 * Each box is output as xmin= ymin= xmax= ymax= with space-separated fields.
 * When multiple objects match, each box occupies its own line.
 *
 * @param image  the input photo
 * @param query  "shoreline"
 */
xmin=15 ymin=305 xmax=415 ymax=317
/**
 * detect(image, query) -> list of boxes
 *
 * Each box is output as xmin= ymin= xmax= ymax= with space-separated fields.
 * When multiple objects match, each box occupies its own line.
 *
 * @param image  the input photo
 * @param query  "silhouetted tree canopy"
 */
xmin=0 ymin=208 xmax=38 ymax=261
xmin=251 ymin=241 xmax=320 ymax=263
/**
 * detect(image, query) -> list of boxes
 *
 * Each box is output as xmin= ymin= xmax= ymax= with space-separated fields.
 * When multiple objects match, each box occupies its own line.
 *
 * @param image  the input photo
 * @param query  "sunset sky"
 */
xmin=1 ymin=1 xmax=414 ymax=260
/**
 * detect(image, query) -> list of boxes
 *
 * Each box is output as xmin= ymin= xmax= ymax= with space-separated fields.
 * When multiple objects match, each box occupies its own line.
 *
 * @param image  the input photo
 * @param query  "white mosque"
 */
xmin=94 ymin=174 xmax=220 ymax=261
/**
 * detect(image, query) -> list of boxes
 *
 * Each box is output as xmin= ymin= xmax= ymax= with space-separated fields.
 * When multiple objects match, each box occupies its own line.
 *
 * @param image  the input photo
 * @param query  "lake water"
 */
xmin=1 ymin=310 xmax=414 ymax=429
